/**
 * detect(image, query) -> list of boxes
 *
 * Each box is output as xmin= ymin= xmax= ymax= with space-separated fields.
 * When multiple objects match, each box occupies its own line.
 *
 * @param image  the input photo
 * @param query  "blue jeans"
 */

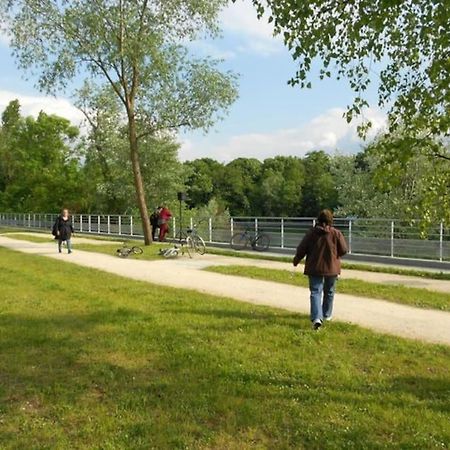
xmin=58 ymin=239 xmax=72 ymax=253
xmin=308 ymin=276 xmax=337 ymax=322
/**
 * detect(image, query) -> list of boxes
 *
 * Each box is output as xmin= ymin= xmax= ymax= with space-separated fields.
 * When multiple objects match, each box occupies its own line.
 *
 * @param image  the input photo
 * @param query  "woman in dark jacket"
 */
xmin=293 ymin=209 xmax=348 ymax=330
xmin=53 ymin=208 xmax=74 ymax=254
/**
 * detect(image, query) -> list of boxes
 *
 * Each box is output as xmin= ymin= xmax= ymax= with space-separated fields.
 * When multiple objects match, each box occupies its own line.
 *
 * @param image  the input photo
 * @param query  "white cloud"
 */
xmin=0 ymin=90 xmax=84 ymax=125
xmin=180 ymin=107 xmax=386 ymax=162
xmin=220 ymin=0 xmax=282 ymax=56
xmin=188 ymin=41 xmax=236 ymax=60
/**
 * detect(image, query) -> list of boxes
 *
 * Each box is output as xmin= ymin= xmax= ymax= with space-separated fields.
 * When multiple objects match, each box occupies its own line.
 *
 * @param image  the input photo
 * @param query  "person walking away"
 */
xmin=53 ymin=208 xmax=74 ymax=254
xmin=293 ymin=209 xmax=348 ymax=330
xmin=158 ymin=205 xmax=172 ymax=242
xmin=150 ymin=207 xmax=161 ymax=241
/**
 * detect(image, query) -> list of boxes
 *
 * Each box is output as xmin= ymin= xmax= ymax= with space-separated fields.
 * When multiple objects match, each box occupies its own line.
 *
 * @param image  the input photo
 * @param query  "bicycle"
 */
xmin=159 ymin=239 xmax=192 ymax=259
xmin=186 ymin=222 xmax=206 ymax=255
xmin=116 ymin=242 xmax=144 ymax=258
xmin=230 ymin=227 xmax=270 ymax=251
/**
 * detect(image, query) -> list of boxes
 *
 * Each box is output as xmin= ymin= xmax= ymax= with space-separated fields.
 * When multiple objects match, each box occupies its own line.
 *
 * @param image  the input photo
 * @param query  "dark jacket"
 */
xmin=53 ymin=216 xmax=74 ymax=241
xmin=293 ymin=225 xmax=348 ymax=276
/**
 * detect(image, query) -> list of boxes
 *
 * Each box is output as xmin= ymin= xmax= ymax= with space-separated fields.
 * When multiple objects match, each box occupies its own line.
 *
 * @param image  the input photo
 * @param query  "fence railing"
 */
xmin=0 ymin=212 xmax=448 ymax=262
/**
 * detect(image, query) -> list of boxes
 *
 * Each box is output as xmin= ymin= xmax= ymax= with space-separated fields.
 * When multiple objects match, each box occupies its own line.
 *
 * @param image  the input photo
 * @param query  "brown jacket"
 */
xmin=293 ymin=225 xmax=348 ymax=276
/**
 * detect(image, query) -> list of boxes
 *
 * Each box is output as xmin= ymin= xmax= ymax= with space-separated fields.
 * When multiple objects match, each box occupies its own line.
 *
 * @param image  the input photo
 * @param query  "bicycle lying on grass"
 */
xmin=159 ymin=239 xmax=191 ymax=259
xmin=116 ymin=242 xmax=143 ymax=258
xmin=230 ymin=227 xmax=270 ymax=252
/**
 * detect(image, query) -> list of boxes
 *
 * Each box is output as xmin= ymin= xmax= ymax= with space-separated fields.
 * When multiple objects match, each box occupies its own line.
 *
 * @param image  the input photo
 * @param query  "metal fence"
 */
xmin=0 ymin=212 xmax=448 ymax=262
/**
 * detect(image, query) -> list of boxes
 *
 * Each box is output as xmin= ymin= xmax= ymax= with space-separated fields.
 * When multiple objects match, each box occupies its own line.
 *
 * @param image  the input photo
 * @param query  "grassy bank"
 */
xmin=0 ymin=247 xmax=449 ymax=449
xmin=205 ymin=265 xmax=450 ymax=311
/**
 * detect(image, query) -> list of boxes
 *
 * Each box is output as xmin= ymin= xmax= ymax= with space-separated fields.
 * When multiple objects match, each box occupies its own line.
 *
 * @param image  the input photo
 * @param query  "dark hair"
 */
xmin=317 ymin=209 xmax=333 ymax=226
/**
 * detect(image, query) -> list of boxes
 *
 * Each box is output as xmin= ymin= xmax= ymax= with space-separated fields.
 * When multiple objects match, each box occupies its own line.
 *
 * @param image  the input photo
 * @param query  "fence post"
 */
xmin=348 ymin=220 xmax=352 ymax=254
xmin=312 ymin=218 xmax=316 ymax=227
xmin=130 ymin=216 xmax=133 ymax=236
xmin=88 ymin=215 xmax=91 ymax=233
xmin=107 ymin=215 xmax=111 ymax=234
xmin=80 ymin=214 xmax=83 ymax=232
xmin=281 ymin=218 xmax=285 ymax=249
xmin=190 ymin=217 xmax=194 ymax=229
xmin=255 ymin=217 xmax=258 ymax=234
xmin=439 ymin=221 xmax=444 ymax=262
xmin=390 ymin=221 xmax=395 ymax=258
xmin=230 ymin=218 xmax=234 ymax=237
xmin=172 ymin=217 xmax=176 ymax=239
xmin=118 ymin=215 xmax=122 ymax=235
xmin=97 ymin=215 xmax=101 ymax=234
xmin=208 ymin=217 xmax=213 ymax=243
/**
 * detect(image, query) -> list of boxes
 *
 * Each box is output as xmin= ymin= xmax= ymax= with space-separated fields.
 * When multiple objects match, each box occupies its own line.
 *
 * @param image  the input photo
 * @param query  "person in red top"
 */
xmin=158 ymin=205 xmax=172 ymax=242
xmin=293 ymin=209 xmax=348 ymax=330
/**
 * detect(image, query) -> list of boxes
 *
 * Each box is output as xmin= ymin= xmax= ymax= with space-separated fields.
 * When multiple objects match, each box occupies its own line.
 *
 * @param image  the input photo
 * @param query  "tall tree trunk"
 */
xmin=127 ymin=111 xmax=152 ymax=245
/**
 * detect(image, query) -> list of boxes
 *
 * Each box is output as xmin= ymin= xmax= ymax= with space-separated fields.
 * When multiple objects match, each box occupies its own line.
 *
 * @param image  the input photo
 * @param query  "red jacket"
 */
xmin=293 ymin=225 xmax=348 ymax=276
xmin=159 ymin=208 xmax=172 ymax=222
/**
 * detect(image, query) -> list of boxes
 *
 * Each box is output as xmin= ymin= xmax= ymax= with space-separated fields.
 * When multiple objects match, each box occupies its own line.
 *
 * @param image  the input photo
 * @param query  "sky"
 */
xmin=0 ymin=0 xmax=387 ymax=163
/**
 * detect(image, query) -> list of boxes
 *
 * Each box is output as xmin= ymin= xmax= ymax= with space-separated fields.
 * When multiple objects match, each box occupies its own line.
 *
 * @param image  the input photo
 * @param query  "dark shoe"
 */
xmin=312 ymin=319 xmax=322 ymax=331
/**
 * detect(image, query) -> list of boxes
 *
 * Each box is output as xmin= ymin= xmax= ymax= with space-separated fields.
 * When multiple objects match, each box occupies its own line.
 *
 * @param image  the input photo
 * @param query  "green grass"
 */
xmin=0 ymin=247 xmax=449 ymax=449
xmin=205 ymin=265 xmax=450 ymax=312
xmin=206 ymin=247 xmax=450 ymax=280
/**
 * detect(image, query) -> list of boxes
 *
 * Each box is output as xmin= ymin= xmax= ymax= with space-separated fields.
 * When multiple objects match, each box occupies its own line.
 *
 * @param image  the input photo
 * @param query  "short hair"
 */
xmin=317 ymin=209 xmax=333 ymax=226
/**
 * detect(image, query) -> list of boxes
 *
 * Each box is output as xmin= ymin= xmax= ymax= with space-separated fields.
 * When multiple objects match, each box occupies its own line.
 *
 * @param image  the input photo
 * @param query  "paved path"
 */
xmin=1 ymin=236 xmax=449 ymax=346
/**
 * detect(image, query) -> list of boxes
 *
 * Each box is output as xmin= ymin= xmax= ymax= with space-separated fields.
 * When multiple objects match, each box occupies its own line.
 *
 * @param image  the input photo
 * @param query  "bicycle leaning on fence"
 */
xmin=230 ymin=227 xmax=270 ymax=251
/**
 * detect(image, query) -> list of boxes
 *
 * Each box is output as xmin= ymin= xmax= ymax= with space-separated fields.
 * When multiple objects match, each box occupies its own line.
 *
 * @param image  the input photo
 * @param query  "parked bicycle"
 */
xmin=230 ymin=227 xmax=270 ymax=251
xmin=186 ymin=222 xmax=206 ymax=255
xmin=116 ymin=242 xmax=143 ymax=258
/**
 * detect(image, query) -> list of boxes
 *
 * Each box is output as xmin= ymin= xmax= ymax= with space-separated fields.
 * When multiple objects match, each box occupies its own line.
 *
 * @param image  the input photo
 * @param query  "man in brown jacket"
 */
xmin=293 ymin=209 xmax=348 ymax=330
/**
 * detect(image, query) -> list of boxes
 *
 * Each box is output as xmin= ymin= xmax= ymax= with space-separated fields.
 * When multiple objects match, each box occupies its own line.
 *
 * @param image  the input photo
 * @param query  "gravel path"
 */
xmin=1 ymin=236 xmax=449 ymax=346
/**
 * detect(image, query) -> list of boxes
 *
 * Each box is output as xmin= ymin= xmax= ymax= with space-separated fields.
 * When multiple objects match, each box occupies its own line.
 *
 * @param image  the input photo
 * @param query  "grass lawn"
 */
xmin=205 ymin=265 xmax=450 ymax=312
xmin=0 ymin=247 xmax=449 ymax=449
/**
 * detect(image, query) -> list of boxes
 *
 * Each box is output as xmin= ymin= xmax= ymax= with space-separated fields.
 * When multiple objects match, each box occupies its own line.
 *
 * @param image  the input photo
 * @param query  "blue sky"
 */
xmin=0 ymin=0 xmax=386 ymax=162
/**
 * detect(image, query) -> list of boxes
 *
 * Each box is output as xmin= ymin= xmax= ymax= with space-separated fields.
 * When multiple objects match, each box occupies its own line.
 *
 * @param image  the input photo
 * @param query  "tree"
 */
xmin=257 ymin=156 xmax=305 ymax=216
xmin=184 ymin=158 xmax=224 ymax=208
xmin=301 ymin=151 xmax=338 ymax=216
xmin=0 ymin=101 xmax=84 ymax=212
xmin=244 ymin=0 xmax=449 ymax=146
xmin=366 ymin=134 xmax=450 ymax=227
xmin=1 ymin=0 xmax=238 ymax=244
xmin=220 ymin=158 xmax=262 ymax=215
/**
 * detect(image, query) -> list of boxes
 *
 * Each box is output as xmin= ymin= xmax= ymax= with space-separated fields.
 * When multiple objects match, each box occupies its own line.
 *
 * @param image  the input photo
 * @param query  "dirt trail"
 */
xmin=1 ymin=236 xmax=449 ymax=346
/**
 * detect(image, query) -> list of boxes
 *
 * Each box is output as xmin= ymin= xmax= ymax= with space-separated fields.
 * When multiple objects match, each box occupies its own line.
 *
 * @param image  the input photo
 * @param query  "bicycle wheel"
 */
xmin=117 ymin=248 xmax=130 ymax=258
xmin=193 ymin=236 xmax=206 ymax=255
xmin=252 ymin=233 xmax=270 ymax=251
xmin=230 ymin=232 xmax=248 ymax=250
xmin=131 ymin=246 xmax=143 ymax=255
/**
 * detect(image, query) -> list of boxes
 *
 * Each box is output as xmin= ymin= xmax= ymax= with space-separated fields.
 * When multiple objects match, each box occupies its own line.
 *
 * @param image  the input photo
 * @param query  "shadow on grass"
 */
xmin=0 ymin=305 xmax=449 ymax=448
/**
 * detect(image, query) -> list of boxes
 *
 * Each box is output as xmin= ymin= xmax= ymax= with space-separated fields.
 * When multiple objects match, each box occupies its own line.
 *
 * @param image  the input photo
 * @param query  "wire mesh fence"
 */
xmin=0 ymin=212 xmax=448 ymax=262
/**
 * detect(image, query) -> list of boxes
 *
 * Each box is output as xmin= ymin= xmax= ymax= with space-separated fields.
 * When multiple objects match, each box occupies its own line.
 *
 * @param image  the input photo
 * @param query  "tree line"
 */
xmin=1 ymin=100 xmax=448 ymax=230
